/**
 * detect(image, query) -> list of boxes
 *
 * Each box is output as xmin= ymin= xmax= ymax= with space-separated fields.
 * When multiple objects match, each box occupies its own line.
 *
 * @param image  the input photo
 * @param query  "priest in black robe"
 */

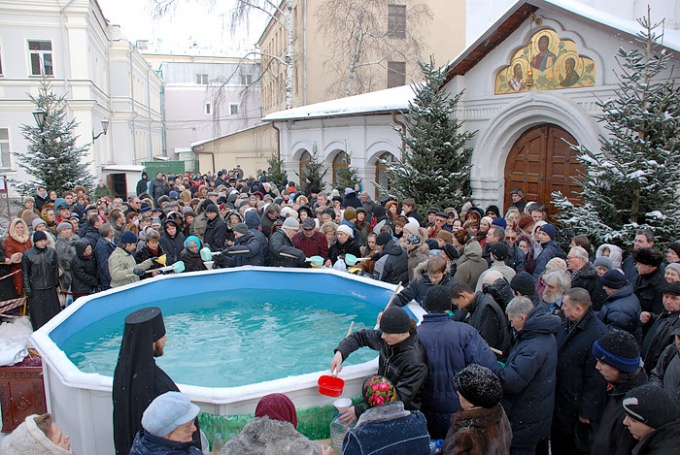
xmin=112 ymin=306 xmax=200 ymax=454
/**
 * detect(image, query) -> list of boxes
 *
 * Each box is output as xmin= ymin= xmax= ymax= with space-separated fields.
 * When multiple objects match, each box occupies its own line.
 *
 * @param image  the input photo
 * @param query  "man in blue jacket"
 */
xmin=494 ymin=296 xmax=560 ymax=454
xmin=416 ymin=286 xmax=497 ymax=439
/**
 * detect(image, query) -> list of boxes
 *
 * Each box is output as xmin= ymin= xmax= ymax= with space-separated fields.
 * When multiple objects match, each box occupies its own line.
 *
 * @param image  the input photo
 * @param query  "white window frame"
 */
xmin=0 ymin=128 xmax=12 ymax=169
xmin=196 ymin=74 xmax=208 ymax=85
xmin=229 ymin=103 xmax=239 ymax=116
xmin=205 ymin=102 xmax=212 ymax=115
xmin=28 ymin=40 xmax=54 ymax=77
xmin=240 ymin=74 xmax=252 ymax=85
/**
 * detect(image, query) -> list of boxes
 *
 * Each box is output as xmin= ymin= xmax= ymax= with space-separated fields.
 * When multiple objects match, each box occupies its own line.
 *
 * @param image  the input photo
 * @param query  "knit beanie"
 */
xmin=233 ymin=223 xmax=249 ymax=235
xmin=142 ymin=392 xmax=199 ymax=437
xmin=336 ymin=224 xmax=353 ymax=237
xmin=593 ymin=256 xmax=613 ymax=272
xmin=379 ymin=306 xmax=411 ymax=334
xmin=282 ymin=217 xmax=299 ymax=231
xmin=592 ymin=331 xmax=641 ymax=373
xmin=454 ymin=364 xmax=503 ymax=409
xmin=403 ymin=222 xmax=420 ymax=235
xmin=668 ymin=242 xmax=680 ymax=259
xmin=376 ymin=231 xmax=392 ymax=246
xmin=32 ymin=218 xmax=46 ymax=231
xmin=510 ymin=272 xmax=535 ymax=296
xmin=343 ymin=207 xmax=357 ymax=221
xmin=32 ymin=230 xmax=47 ymax=243
xmin=601 ymin=270 xmax=627 ymax=289
xmin=666 ymin=263 xmax=680 ymax=278
xmin=491 ymin=218 xmax=507 ymax=229
xmin=623 ymin=384 xmax=680 ymax=429
xmin=56 ymin=222 xmax=73 ymax=233
xmin=425 ymin=286 xmax=452 ymax=313
xmin=539 ymin=224 xmax=557 ymax=240
xmin=120 ymin=231 xmax=137 ymax=245
xmin=204 ymin=203 xmax=219 ymax=214
xmin=255 ymin=393 xmax=298 ymax=429
xmin=362 ymin=376 xmax=398 ymax=408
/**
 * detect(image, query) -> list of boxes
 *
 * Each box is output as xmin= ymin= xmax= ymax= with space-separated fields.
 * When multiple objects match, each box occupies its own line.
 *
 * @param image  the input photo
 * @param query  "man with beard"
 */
xmin=112 ymin=307 xmax=200 ymax=455
xmin=541 ymin=270 xmax=572 ymax=319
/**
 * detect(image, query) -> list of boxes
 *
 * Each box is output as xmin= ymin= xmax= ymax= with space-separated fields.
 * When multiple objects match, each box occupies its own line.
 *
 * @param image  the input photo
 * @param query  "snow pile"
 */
xmin=0 ymin=316 xmax=33 ymax=366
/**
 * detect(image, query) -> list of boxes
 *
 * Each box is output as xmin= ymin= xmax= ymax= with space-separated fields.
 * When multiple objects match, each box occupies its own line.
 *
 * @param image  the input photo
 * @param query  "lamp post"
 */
xmin=32 ymin=108 xmax=46 ymax=130
xmin=92 ymin=119 xmax=109 ymax=141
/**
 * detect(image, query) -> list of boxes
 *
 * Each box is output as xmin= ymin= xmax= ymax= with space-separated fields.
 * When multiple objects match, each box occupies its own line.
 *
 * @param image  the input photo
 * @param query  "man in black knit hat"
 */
xmin=622 ymin=384 xmax=680 ymax=452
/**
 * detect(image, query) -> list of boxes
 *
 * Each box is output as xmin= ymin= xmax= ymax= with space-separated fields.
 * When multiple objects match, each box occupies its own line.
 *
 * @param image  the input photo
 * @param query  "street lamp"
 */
xmin=32 ymin=108 xmax=46 ymax=129
xmin=92 ymin=119 xmax=109 ymax=141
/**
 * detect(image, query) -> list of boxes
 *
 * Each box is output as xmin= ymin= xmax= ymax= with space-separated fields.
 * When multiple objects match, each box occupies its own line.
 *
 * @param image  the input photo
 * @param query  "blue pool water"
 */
xmin=60 ymin=288 xmax=380 ymax=387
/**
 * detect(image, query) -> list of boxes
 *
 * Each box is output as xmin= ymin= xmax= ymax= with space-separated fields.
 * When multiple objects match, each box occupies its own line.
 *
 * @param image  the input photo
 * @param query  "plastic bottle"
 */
xmin=212 ymin=432 xmax=225 ymax=455
xmin=330 ymin=416 xmax=347 ymax=455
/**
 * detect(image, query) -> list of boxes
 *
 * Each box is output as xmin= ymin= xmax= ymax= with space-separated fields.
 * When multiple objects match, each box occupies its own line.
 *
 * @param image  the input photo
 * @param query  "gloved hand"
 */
xmin=370 ymin=253 xmax=381 ymax=261
xmin=133 ymin=267 xmax=145 ymax=277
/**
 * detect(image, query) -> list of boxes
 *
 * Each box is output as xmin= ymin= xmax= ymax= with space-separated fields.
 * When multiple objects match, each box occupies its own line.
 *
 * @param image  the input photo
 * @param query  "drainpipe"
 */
xmin=271 ymin=121 xmax=281 ymax=161
xmin=303 ymin=0 xmax=307 ymax=105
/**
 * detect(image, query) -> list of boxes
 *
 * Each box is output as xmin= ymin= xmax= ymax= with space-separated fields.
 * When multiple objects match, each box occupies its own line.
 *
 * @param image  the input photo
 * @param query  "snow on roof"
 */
xmin=190 ymin=123 xmax=273 ymax=148
xmin=262 ymin=84 xmax=417 ymax=122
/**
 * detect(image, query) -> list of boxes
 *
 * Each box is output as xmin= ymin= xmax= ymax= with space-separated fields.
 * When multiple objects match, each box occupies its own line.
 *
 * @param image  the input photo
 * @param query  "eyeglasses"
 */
xmin=566 ymin=256 xmax=579 ymax=260
xmin=505 ymin=236 xmax=517 ymax=241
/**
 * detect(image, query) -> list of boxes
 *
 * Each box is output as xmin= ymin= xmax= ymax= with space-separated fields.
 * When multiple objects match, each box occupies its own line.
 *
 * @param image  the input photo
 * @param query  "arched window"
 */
xmin=299 ymin=150 xmax=311 ymax=180
xmin=332 ymin=151 xmax=349 ymax=185
xmin=375 ymin=152 xmax=395 ymax=199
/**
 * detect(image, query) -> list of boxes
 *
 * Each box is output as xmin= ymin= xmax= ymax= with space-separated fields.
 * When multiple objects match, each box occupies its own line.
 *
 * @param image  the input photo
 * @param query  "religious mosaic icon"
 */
xmin=495 ymin=28 xmax=596 ymax=94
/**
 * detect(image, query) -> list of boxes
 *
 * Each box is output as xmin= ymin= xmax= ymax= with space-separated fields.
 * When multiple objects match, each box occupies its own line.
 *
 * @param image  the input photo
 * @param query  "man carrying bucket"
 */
xmin=329 ymin=306 xmax=427 ymax=425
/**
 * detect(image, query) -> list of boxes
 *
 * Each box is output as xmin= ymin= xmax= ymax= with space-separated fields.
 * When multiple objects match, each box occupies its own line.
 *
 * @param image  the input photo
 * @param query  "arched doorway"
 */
xmin=504 ymin=124 xmax=584 ymax=213
xmin=332 ymin=151 xmax=349 ymax=185
xmin=299 ymin=150 xmax=311 ymax=181
xmin=375 ymin=152 xmax=395 ymax=199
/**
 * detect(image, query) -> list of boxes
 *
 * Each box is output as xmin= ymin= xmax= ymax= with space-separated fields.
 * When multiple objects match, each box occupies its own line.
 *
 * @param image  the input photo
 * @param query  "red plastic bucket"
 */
xmin=318 ymin=374 xmax=345 ymax=397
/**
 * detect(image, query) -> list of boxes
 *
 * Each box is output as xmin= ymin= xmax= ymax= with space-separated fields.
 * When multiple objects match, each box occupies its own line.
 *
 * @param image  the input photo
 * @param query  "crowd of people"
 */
xmin=1 ymin=170 xmax=680 ymax=454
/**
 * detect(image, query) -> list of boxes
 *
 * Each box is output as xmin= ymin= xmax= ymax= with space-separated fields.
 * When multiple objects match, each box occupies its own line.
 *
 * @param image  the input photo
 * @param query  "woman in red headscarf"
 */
xmin=222 ymin=393 xmax=332 ymax=455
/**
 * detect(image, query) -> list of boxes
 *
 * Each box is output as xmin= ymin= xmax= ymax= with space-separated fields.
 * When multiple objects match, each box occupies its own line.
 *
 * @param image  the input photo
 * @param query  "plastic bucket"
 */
xmin=310 ymin=255 xmax=324 ymax=267
xmin=318 ymin=374 xmax=345 ymax=397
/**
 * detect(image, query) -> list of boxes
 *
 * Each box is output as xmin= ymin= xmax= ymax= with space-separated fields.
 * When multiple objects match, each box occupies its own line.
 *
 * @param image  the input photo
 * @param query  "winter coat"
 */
xmin=70 ymin=239 xmax=99 ymax=295
xmin=495 ymin=308 xmax=560 ymax=450
xmin=0 ymin=414 xmax=72 ymax=455
xmin=591 ymin=369 xmax=648 ymax=455
xmin=406 ymin=244 xmax=430 ymax=282
xmin=135 ymin=244 xmax=164 ymax=277
xmin=149 ymin=177 xmax=166 ymax=202
xmin=244 ymin=210 xmax=269 ymax=264
xmin=635 ymin=266 xmax=667 ymax=315
xmin=342 ymin=192 xmax=362 ymax=209
xmin=94 ymin=237 xmax=116 ymax=290
xmin=22 ymin=245 xmax=59 ymax=293
xmin=203 ymin=216 xmax=227 ymax=251
xmin=395 ymin=262 xmax=457 ymax=308
xmin=642 ymin=310 xmax=680 ymax=375
xmin=373 ymin=239 xmax=409 ymax=285
xmin=55 ymin=235 xmax=77 ymax=290
xmin=328 ymin=236 xmax=362 ymax=265
xmin=442 ymin=404 xmax=512 ymax=455
xmin=553 ymin=309 xmax=610 ymax=432
xmin=159 ymin=221 xmax=186 ymax=265
xmin=128 ymin=430 xmax=202 ymax=455
xmin=190 ymin=213 xmax=207 ymax=241
xmin=482 ymin=277 xmax=514 ymax=313
xmin=136 ymin=176 xmax=149 ymax=196
xmin=475 ymin=262 xmax=516 ymax=292
xmin=631 ymin=419 xmax=680 ymax=455
xmin=417 ymin=313 xmax=498 ymax=439
xmin=342 ymin=402 xmax=430 ymax=455
xmin=532 ymin=240 xmax=563 ymax=282
xmin=465 ymin=292 xmax=511 ymax=361
xmin=268 ymin=229 xmax=307 ymax=268
xmin=650 ymin=344 xmax=680 ymax=405
xmin=109 ymin=247 xmax=154 ymax=288
xmin=221 ymin=416 xmax=323 ymax=455
xmin=335 ymin=330 xmax=428 ymax=418
xmin=219 ymin=231 xmax=265 ymax=267
xmin=4 ymin=218 xmax=32 ymax=295
xmin=293 ymin=230 xmax=329 ymax=260
xmin=259 ymin=211 xmax=278 ymax=238
xmin=571 ymin=262 xmax=607 ymax=311
xmin=454 ymin=241 xmax=488 ymax=289
xmin=78 ymin=223 xmax=101 ymax=247
xmin=598 ymin=285 xmax=642 ymax=342
xmin=510 ymin=244 xmax=526 ymax=273
xmin=179 ymin=239 xmax=206 ymax=273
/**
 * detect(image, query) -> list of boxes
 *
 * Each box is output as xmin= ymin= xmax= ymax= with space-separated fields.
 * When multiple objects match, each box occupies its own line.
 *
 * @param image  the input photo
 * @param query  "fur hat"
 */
xmin=623 ymin=384 xmax=680 ymax=429
xmin=282 ymin=217 xmax=299 ymax=231
xmin=436 ymin=230 xmax=453 ymax=243
xmin=592 ymin=331 xmax=641 ymax=373
xmin=343 ymin=207 xmax=357 ymax=221
xmin=425 ymin=286 xmax=452 ymax=313
xmin=454 ymin=364 xmax=503 ymax=409
xmin=379 ymin=306 xmax=411 ymax=334
xmin=376 ymin=231 xmax=392 ymax=246
xmin=663 ymin=281 xmax=680 ymax=296
xmin=634 ymin=247 xmax=664 ymax=267
xmin=601 ymin=270 xmax=627 ymax=289
xmin=510 ymin=272 xmax=535 ymax=296
xmin=142 ymin=392 xmax=199 ymax=437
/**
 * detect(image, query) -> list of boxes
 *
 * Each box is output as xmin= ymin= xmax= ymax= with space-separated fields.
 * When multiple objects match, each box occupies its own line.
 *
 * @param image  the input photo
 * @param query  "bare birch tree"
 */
xmin=317 ymin=0 xmax=432 ymax=98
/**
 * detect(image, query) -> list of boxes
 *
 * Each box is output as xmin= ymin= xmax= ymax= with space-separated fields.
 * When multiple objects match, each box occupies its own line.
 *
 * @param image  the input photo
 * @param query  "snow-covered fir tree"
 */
xmin=297 ymin=144 xmax=327 ymax=193
xmin=333 ymin=153 xmax=361 ymax=192
xmin=14 ymin=80 xmax=95 ymax=197
xmin=552 ymin=12 xmax=680 ymax=248
xmin=379 ymin=57 xmax=476 ymax=211
xmin=266 ymin=154 xmax=288 ymax=187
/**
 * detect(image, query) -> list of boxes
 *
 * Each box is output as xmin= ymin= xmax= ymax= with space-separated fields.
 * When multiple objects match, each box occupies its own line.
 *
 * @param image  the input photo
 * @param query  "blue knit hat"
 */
xmin=491 ymin=217 xmax=507 ymax=229
xmin=120 ymin=231 xmax=137 ymax=245
xmin=539 ymin=223 xmax=557 ymax=239
xmin=592 ymin=331 xmax=641 ymax=373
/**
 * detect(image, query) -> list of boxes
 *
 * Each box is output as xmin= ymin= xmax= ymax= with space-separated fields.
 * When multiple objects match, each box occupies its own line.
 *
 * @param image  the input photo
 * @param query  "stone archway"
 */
xmin=503 ymin=124 xmax=584 ymax=213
